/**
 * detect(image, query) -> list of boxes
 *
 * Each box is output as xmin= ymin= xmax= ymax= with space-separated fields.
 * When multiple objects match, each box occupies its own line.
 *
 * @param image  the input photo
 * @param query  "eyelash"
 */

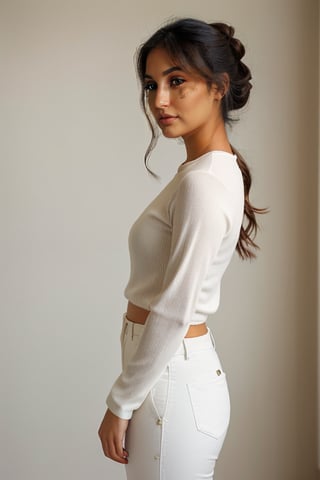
xmin=143 ymin=82 xmax=156 ymax=92
xmin=171 ymin=77 xmax=185 ymax=87
xmin=144 ymin=77 xmax=186 ymax=92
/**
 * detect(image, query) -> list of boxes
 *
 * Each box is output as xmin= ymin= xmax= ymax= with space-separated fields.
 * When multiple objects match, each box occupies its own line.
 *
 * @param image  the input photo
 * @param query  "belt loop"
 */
xmin=182 ymin=339 xmax=189 ymax=360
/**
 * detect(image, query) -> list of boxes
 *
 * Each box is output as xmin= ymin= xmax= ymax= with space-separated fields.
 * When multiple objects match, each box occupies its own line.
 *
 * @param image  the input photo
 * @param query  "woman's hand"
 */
xmin=98 ymin=408 xmax=129 ymax=464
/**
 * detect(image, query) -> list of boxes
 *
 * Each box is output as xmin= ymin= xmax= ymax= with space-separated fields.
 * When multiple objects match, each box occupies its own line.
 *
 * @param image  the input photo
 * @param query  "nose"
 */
xmin=154 ymin=85 xmax=170 ymax=109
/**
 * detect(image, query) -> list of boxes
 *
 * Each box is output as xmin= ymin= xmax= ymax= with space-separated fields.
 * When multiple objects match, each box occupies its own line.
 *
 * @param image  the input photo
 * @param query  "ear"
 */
xmin=211 ymin=73 xmax=230 ymax=101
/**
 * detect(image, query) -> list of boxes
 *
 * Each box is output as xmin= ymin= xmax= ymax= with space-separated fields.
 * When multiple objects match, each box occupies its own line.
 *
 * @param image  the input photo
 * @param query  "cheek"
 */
xmin=146 ymin=94 xmax=156 ymax=115
xmin=177 ymin=84 xmax=196 ymax=100
xmin=178 ymin=83 xmax=212 ymax=106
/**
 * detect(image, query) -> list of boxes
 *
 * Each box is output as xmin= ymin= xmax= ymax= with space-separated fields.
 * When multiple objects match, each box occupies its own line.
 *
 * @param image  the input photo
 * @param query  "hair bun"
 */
xmin=209 ymin=21 xmax=251 ymax=110
xmin=229 ymin=37 xmax=245 ymax=61
xmin=210 ymin=22 xmax=245 ymax=60
xmin=210 ymin=22 xmax=234 ymax=40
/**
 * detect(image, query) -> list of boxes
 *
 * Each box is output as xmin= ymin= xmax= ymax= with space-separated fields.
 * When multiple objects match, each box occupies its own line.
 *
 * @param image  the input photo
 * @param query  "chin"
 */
xmin=161 ymin=130 xmax=181 ymax=139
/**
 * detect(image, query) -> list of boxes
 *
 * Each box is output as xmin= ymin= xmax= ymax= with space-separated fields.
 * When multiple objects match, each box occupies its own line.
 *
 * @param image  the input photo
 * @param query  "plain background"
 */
xmin=1 ymin=0 xmax=319 ymax=479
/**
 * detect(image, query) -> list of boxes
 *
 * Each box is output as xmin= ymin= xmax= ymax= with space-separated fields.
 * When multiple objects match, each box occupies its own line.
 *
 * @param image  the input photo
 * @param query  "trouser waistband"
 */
xmin=122 ymin=316 xmax=216 ymax=360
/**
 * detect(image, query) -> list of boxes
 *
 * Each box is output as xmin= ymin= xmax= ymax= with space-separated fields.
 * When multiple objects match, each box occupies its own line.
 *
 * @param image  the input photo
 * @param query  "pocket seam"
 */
xmin=187 ymin=372 xmax=230 ymax=439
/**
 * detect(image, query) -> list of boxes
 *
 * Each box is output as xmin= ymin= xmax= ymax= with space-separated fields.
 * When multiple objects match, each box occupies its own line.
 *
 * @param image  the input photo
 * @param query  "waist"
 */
xmin=126 ymin=301 xmax=207 ymax=338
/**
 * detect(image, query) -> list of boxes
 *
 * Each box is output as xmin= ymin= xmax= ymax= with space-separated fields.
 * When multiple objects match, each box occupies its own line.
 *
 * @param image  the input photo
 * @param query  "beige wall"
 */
xmin=1 ymin=1 xmax=318 ymax=479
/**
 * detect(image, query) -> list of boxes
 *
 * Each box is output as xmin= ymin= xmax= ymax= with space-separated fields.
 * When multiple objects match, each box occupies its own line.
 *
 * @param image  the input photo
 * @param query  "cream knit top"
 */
xmin=107 ymin=150 xmax=244 ymax=419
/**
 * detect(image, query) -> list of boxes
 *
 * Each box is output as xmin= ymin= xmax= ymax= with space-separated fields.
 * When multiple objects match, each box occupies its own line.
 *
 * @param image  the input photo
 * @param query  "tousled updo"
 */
xmin=137 ymin=18 xmax=252 ymax=126
xmin=136 ymin=18 xmax=266 ymax=259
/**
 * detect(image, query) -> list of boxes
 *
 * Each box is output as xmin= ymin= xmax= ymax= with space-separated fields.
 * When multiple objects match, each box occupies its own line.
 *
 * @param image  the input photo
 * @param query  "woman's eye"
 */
xmin=144 ymin=82 xmax=157 ymax=92
xmin=170 ymin=77 xmax=185 ymax=87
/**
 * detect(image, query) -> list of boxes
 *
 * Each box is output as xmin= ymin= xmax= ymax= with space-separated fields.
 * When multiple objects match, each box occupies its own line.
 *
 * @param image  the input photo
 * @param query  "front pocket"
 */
xmin=120 ymin=320 xmax=129 ymax=368
xmin=120 ymin=318 xmax=128 ymax=343
xmin=187 ymin=371 xmax=230 ymax=439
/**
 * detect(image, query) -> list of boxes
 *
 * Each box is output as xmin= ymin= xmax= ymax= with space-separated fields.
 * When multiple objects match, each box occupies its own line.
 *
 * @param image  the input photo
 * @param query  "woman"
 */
xmin=99 ymin=17 xmax=263 ymax=479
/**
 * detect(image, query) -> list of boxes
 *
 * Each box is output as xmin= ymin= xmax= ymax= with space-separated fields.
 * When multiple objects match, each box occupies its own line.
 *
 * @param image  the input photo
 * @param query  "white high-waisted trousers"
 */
xmin=121 ymin=317 xmax=231 ymax=480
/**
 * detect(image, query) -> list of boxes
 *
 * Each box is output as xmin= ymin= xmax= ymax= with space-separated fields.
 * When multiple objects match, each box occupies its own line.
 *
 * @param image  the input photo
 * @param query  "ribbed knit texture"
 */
xmin=107 ymin=151 xmax=244 ymax=419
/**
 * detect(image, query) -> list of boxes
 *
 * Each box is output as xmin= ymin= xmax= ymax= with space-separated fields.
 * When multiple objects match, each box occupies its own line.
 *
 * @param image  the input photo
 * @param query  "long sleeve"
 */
xmin=107 ymin=168 xmax=242 ymax=419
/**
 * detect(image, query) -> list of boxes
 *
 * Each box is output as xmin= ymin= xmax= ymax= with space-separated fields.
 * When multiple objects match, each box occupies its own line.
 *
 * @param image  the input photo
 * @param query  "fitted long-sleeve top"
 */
xmin=106 ymin=150 xmax=244 ymax=419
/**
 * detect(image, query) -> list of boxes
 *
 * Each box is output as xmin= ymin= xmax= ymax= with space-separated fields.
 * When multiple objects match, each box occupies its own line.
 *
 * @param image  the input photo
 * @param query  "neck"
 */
xmin=183 ymin=117 xmax=232 ymax=162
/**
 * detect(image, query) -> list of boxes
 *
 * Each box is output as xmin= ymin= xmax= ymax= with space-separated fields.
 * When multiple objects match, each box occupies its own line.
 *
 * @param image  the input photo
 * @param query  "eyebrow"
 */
xmin=144 ymin=66 xmax=183 ymax=80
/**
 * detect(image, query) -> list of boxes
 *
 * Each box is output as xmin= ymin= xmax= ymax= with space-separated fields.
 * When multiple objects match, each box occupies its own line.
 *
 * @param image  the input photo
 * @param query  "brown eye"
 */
xmin=144 ymin=82 xmax=157 ymax=92
xmin=170 ymin=77 xmax=185 ymax=87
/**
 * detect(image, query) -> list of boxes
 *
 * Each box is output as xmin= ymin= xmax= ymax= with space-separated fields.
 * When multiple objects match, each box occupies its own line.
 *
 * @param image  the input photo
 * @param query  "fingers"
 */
xmin=103 ymin=435 xmax=128 ymax=464
xmin=114 ymin=435 xmax=128 ymax=463
xmin=98 ymin=409 xmax=129 ymax=464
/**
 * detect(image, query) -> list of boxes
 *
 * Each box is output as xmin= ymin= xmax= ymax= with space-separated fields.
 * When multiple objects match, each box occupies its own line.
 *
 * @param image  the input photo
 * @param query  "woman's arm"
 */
xmin=106 ymin=171 xmax=233 ymax=420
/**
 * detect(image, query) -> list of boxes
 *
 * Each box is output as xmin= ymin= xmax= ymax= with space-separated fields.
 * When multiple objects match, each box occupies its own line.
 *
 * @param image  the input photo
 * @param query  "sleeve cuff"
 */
xmin=106 ymin=394 xmax=133 ymax=420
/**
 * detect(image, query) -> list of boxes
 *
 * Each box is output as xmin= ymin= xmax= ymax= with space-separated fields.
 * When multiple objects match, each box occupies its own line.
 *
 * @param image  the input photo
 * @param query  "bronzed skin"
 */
xmin=98 ymin=47 xmax=231 ymax=465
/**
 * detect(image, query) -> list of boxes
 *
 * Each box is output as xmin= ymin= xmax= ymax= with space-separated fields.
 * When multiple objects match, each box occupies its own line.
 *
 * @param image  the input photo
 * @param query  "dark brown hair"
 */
xmin=136 ymin=18 xmax=266 ymax=259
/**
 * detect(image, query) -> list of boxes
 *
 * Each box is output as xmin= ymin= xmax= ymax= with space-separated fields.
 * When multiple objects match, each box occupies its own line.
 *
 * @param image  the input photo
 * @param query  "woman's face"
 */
xmin=144 ymin=48 xmax=222 ymax=141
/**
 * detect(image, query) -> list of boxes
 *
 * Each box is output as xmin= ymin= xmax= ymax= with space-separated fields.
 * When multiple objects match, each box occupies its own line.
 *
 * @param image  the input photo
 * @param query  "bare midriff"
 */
xmin=126 ymin=301 xmax=207 ymax=338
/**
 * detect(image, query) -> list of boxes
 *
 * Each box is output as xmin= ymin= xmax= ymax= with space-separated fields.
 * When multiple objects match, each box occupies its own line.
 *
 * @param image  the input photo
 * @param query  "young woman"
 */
xmin=99 ymin=17 xmax=263 ymax=480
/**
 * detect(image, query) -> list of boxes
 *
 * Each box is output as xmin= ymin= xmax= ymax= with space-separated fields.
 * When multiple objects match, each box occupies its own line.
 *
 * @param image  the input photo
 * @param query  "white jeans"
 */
xmin=121 ymin=317 xmax=231 ymax=480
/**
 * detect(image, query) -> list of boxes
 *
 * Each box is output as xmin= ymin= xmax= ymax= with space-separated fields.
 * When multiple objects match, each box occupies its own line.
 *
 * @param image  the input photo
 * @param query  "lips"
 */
xmin=158 ymin=114 xmax=178 ymax=126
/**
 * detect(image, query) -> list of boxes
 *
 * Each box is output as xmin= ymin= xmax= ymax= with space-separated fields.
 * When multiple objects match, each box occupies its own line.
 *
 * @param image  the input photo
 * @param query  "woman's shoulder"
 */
xmin=177 ymin=150 xmax=242 ymax=194
xmin=177 ymin=150 xmax=237 ymax=173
